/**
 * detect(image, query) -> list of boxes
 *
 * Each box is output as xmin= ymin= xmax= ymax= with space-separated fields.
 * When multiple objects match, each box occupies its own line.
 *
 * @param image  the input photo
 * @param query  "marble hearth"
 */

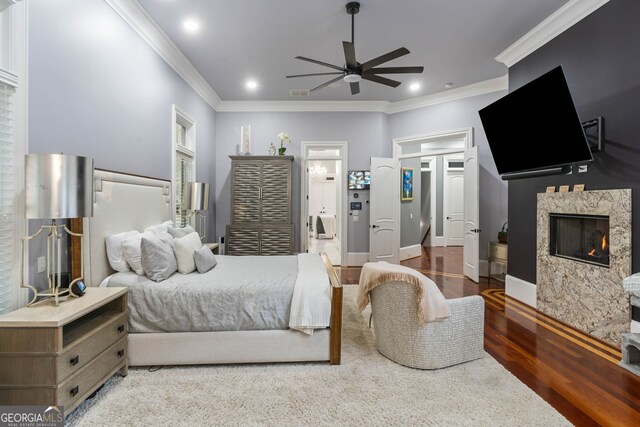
xmin=537 ymin=189 xmax=631 ymax=347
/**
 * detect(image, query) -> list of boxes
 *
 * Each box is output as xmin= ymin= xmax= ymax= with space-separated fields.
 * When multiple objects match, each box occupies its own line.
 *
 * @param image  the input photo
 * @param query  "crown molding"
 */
xmin=495 ymin=0 xmax=609 ymax=68
xmin=216 ymin=100 xmax=388 ymax=113
xmin=217 ymin=76 xmax=507 ymax=114
xmin=104 ymin=0 xmax=222 ymax=110
xmin=385 ymin=75 xmax=508 ymax=114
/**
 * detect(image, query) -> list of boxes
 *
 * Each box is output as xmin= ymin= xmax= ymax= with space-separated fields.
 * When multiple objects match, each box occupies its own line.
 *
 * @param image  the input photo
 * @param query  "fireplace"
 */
xmin=549 ymin=214 xmax=609 ymax=267
xmin=536 ymin=189 xmax=631 ymax=347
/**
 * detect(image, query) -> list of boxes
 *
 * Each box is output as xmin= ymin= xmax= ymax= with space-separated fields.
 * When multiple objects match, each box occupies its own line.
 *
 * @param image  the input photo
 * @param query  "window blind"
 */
xmin=175 ymin=151 xmax=194 ymax=227
xmin=0 ymin=82 xmax=15 ymax=314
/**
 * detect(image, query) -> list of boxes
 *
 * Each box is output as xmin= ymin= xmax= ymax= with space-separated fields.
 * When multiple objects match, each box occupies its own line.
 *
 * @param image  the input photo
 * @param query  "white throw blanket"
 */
xmin=289 ymin=253 xmax=332 ymax=335
xmin=357 ymin=261 xmax=451 ymax=323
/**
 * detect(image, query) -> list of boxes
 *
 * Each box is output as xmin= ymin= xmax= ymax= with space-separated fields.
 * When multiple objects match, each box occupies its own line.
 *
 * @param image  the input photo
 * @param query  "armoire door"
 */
xmin=260 ymin=160 xmax=291 ymax=223
xmin=231 ymin=161 xmax=261 ymax=223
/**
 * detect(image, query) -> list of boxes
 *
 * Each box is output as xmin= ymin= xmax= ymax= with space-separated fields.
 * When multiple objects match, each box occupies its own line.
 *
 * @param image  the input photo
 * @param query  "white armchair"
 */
xmin=369 ymin=281 xmax=485 ymax=369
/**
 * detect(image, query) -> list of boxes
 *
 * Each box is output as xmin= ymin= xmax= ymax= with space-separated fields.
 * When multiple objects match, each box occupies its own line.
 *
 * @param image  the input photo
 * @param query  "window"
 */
xmin=0 ymin=0 xmax=25 ymax=313
xmin=172 ymin=105 xmax=196 ymax=228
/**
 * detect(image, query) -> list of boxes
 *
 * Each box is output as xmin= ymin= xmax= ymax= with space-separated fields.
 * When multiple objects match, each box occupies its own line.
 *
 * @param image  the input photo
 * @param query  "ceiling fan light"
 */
xmin=343 ymin=74 xmax=362 ymax=83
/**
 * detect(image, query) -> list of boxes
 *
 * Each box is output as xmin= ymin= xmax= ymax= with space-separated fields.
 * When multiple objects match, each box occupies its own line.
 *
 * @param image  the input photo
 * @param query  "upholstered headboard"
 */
xmin=82 ymin=169 xmax=171 ymax=286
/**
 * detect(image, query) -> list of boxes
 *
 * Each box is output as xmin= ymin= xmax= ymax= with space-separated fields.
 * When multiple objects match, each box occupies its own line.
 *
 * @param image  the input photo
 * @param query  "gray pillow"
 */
xmin=141 ymin=233 xmax=177 ymax=282
xmin=168 ymin=225 xmax=196 ymax=239
xmin=193 ymin=245 xmax=217 ymax=273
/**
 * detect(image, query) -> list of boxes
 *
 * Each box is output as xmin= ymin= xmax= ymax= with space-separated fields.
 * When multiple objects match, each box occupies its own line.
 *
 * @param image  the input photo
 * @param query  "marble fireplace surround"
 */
xmin=537 ymin=189 xmax=631 ymax=347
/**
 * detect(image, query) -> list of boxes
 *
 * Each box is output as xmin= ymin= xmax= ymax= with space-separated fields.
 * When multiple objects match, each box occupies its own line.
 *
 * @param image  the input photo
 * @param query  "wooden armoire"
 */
xmin=226 ymin=155 xmax=294 ymax=255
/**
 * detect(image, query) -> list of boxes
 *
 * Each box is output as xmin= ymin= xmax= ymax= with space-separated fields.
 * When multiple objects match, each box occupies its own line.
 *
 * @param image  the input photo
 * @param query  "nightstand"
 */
xmin=205 ymin=242 xmax=219 ymax=254
xmin=0 ymin=287 xmax=128 ymax=416
xmin=488 ymin=241 xmax=507 ymax=285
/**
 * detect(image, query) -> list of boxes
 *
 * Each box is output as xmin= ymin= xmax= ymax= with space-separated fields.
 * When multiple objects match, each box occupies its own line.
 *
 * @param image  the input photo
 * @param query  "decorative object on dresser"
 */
xmin=226 ymin=155 xmax=294 ymax=255
xmin=0 ymin=287 xmax=128 ymax=417
xmin=183 ymin=181 xmax=210 ymax=240
xmin=277 ymin=132 xmax=291 ymax=155
xmin=22 ymin=153 xmax=93 ymax=306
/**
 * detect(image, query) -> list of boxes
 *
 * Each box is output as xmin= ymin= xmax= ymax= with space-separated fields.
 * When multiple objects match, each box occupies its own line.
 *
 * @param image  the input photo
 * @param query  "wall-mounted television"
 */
xmin=478 ymin=65 xmax=593 ymax=180
xmin=348 ymin=170 xmax=370 ymax=189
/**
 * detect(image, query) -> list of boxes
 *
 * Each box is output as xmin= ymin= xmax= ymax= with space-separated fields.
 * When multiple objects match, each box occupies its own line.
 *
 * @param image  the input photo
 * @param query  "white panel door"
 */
xmin=444 ymin=171 xmax=464 ymax=246
xmin=463 ymin=146 xmax=480 ymax=283
xmin=369 ymin=157 xmax=400 ymax=263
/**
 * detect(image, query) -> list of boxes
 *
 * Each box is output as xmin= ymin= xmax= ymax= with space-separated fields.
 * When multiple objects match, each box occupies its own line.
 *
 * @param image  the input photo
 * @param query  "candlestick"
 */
xmin=240 ymin=126 xmax=244 ymax=154
xmin=247 ymin=125 xmax=252 ymax=155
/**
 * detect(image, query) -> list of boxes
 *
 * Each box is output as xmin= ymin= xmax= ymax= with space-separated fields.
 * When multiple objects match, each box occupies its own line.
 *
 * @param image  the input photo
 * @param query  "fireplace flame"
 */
xmin=588 ymin=249 xmax=596 ymax=256
xmin=602 ymin=234 xmax=607 ymax=250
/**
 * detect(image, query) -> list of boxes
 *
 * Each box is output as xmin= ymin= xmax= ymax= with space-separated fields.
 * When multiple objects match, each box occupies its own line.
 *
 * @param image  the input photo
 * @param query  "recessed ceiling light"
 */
xmin=246 ymin=80 xmax=258 ymax=90
xmin=445 ymin=82 xmax=455 ymax=89
xmin=183 ymin=19 xmax=200 ymax=33
xmin=409 ymin=83 xmax=421 ymax=91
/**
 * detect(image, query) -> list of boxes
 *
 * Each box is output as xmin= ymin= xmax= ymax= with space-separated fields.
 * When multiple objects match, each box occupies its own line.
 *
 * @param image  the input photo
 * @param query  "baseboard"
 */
xmin=347 ymin=252 xmax=369 ymax=266
xmin=431 ymin=236 xmax=445 ymax=247
xmin=505 ymin=274 xmax=537 ymax=308
xmin=400 ymin=244 xmax=422 ymax=261
xmin=632 ymin=320 xmax=640 ymax=333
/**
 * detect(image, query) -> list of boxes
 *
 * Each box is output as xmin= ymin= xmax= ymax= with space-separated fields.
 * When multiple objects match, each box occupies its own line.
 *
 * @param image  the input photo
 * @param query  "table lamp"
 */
xmin=184 ymin=181 xmax=210 ymax=240
xmin=21 ymin=153 xmax=94 ymax=306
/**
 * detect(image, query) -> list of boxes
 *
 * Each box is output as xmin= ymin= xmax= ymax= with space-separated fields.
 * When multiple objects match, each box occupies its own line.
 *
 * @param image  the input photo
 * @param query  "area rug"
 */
xmin=66 ymin=287 xmax=571 ymax=426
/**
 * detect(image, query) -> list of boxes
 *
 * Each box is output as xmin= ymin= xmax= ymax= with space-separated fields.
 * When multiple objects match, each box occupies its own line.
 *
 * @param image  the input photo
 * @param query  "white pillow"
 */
xmin=122 ymin=230 xmax=155 ymax=275
xmin=173 ymin=231 xmax=202 ymax=274
xmin=105 ymin=230 xmax=139 ymax=272
xmin=144 ymin=220 xmax=174 ymax=236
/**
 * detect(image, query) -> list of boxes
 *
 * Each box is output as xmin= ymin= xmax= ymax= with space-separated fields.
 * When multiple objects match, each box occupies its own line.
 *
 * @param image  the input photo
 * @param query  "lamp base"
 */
xmin=27 ymin=287 xmax=76 ymax=307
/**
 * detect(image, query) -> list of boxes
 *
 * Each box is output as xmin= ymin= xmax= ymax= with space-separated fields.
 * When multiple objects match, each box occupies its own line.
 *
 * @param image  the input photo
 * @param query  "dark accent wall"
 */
xmin=507 ymin=0 xmax=640 ymax=283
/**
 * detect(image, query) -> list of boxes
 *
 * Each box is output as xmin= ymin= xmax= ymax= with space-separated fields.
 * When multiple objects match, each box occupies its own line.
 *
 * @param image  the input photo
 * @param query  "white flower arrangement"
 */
xmin=277 ymin=132 xmax=291 ymax=147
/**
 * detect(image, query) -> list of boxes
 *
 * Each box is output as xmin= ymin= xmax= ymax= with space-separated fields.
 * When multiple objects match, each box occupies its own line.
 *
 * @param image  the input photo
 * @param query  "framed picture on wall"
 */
xmin=401 ymin=167 xmax=414 ymax=201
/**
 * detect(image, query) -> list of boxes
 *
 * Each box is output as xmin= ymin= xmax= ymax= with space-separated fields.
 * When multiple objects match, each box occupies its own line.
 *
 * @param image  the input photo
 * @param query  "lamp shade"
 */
xmin=25 ymin=153 xmax=94 ymax=219
xmin=184 ymin=182 xmax=210 ymax=211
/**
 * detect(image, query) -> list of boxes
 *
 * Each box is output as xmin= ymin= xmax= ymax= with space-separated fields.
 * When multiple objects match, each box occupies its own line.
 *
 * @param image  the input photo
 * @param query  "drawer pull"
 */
xmin=70 ymin=386 xmax=79 ymax=397
xmin=70 ymin=355 xmax=79 ymax=366
xmin=117 ymin=349 xmax=125 ymax=358
xmin=117 ymin=324 xmax=125 ymax=333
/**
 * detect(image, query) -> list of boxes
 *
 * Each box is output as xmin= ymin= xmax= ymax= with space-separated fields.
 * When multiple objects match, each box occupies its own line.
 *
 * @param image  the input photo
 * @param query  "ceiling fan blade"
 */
xmin=286 ymin=72 xmax=343 ymax=78
xmin=350 ymin=82 xmax=360 ymax=95
xmin=363 ymin=66 xmax=424 ymax=75
xmin=310 ymin=75 xmax=344 ymax=92
xmin=294 ymin=56 xmax=345 ymax=72
xmin=362 ymin=74 xmax=401 ymax=88
xmin=360 ymin=47 xmax=410 ymax=71
xmin=343 ymin=41 xmax=357 ymax=69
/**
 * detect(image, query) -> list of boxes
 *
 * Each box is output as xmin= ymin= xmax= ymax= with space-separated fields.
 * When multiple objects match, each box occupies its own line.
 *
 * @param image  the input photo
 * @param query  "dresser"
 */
xmin=226 ymin=155 xmax=294 ymax=255
xmin=0 ymin=287 xmax=128 ymax=415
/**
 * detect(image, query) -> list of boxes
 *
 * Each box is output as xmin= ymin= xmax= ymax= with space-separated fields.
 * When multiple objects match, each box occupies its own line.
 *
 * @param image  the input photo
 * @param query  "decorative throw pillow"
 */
xmin=122 ymin=230 xmax=155 ymax=275
xmin=105 ymin=230 xmax=139 ymax=272
xmin=173 ymin=231 xmax=202 ymax=274
xmin=141 ymin=233 xmax=177 ymax=282
xmin=193 ymin=245 xmax=217 ymax=273
xmin=167 ymin=224 xmax=196 ymax=239
xmin=144 ymin=220 xmax=174 ymax=236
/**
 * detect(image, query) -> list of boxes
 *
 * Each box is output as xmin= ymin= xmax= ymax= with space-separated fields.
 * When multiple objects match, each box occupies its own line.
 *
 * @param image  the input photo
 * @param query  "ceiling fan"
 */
xmin=286 ymin=2 xmax=424 ymax=95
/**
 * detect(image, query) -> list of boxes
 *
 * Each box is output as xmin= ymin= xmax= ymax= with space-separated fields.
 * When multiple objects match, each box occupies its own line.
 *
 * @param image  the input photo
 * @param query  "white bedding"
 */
xmin=104 ymin=253 xmax=331 ymax=334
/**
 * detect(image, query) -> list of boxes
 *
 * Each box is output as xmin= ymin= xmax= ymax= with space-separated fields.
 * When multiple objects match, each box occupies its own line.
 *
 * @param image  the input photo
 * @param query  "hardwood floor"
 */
xmin=335 ymin=246 xmax=640 ymax=426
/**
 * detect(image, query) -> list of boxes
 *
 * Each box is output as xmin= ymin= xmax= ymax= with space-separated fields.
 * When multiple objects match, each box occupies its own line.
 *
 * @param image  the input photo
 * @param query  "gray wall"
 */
xmin=420 ymin=170 xmax=431 ymax=241
xmin=28 ymin=0 xmax=217 ymax=242
xmin=214 ymin=112 xmax=389 ymax=253
xmin=507 ymin=0 xmax=640 ymax=283
xmin=389 ymin=92 xmax=508 ymax=259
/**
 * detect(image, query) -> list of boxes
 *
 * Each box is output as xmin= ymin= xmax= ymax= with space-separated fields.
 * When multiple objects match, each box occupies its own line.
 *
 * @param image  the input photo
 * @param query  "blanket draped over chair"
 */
xmin=357 ymin=261 xmax=451 ymax=323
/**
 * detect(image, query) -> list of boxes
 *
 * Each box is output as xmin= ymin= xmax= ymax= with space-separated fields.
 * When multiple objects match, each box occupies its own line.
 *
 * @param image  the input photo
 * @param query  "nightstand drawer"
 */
xmin=0 ymin=312 xmax=127 ymax=385
xmin=59 ymin=336 xmax=127 ymax=410
xmin=58 ymin=312 xmax=127 ymax=381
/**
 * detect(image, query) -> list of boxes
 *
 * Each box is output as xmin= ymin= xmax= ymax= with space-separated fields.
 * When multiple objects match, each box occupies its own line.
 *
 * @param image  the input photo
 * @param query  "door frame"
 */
xmin=300 ymin=141 xmax=348 ymax=266
xmin=443 ymin=157 xmax=464 ymax=246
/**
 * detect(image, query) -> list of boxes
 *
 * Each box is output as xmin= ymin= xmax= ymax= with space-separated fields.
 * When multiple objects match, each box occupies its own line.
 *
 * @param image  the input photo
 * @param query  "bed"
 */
xmin=76 ymin=169 xmax=342 ymax=366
